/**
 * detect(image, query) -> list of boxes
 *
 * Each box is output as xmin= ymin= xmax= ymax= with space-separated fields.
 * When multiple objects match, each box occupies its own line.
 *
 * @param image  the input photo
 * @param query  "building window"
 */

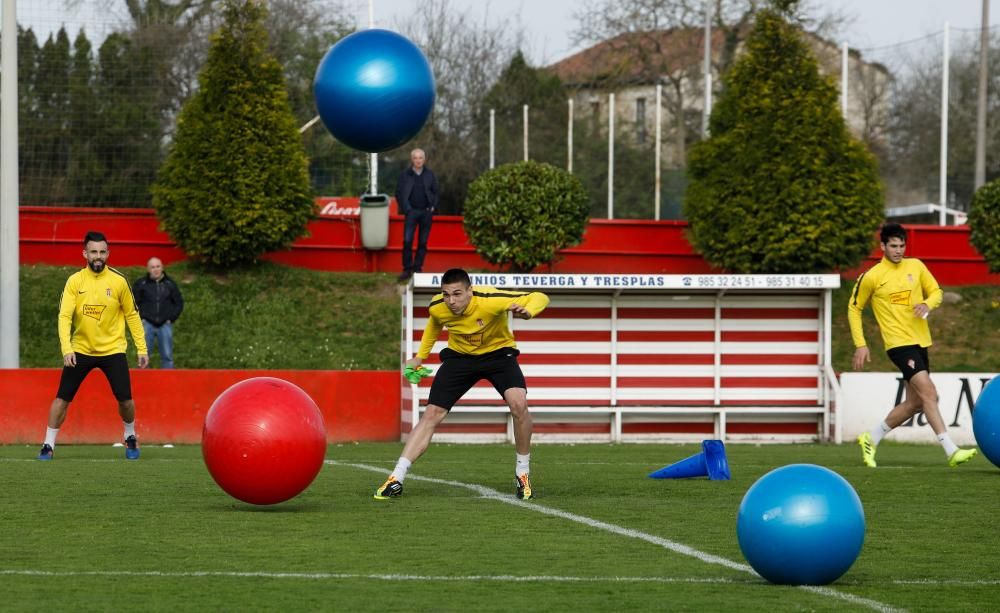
xmin=590 ymin=99 xmax=601 ymax=132
xmin=635 ymin=97 xmax=647 ymax=144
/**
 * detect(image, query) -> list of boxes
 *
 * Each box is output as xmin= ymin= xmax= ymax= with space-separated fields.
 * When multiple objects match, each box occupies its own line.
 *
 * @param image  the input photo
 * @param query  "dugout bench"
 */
xmin=401 ymin=273 xmax=843 ymax=444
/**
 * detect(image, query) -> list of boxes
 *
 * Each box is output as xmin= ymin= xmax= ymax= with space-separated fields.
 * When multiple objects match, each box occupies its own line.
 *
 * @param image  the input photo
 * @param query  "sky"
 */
xmin=359 ymin=0 xmax=997 ymax=64
xmin=19 ymin=0 xmax=997 ymax=63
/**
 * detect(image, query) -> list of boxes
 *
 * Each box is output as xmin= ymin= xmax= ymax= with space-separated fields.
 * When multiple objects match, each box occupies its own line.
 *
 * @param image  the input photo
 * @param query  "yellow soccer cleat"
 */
xmin=515 ymin=473 xmax=533 ymax=500
xmin=857 ymin=432 xmax=877 ymax=468
xmin=948 ymin=448 xmax=978 ymax=467
xmin=374 ymin=476 xmax=403 ymax=500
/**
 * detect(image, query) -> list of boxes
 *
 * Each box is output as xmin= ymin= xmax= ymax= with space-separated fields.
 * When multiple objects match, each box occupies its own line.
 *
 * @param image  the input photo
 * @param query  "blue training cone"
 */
xmin=649 ymin=439 xmax=731 ymax=480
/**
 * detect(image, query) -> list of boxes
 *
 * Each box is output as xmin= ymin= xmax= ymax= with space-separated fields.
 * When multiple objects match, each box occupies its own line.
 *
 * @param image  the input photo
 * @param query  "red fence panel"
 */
xmin=0 ymin=369 xmax=400 ymax=444
xmin=17 ymin=205 xmax=1000 ymax=285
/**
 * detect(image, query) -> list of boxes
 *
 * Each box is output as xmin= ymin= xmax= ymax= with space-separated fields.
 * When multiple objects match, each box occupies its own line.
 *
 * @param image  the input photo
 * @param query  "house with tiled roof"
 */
xmin=547 ymin=26 xmax=890 ymax=168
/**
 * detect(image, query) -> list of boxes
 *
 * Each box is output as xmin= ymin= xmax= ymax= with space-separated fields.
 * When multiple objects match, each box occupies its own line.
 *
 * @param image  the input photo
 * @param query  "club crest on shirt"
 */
xmin=477 ymin=319 xmax=484 ymax=328
xmin=106 ymin=287 xmax=112 ymax=297
xmin=907 ymin=274 xmax=914 ymax=284
xmin=82 ymin=304 xmax=107 ymax=320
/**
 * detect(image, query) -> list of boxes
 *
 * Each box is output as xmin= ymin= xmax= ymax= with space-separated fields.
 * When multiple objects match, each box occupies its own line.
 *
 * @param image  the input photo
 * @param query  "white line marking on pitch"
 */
xmin=0 ymin=570 xmax=747 ymax=583
xmin=333 ymin=461 xmax=902 ymax=613
xmin=1 ymin=569 xmax=994 ymax=589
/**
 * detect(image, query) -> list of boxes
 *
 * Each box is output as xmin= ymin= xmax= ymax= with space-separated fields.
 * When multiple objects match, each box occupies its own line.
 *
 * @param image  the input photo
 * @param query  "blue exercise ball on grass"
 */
xmin=973 ymin=376 xmax=1000 ymax=469
xmin=737 ymin=464 xmax=865 ymax=585
xmin=313 ymin=29 xmax=435 ymax=153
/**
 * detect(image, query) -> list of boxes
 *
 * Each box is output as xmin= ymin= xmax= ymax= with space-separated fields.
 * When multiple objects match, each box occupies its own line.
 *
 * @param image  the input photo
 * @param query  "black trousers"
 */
xmin=402 ymin=208 xmax=433 ymax=273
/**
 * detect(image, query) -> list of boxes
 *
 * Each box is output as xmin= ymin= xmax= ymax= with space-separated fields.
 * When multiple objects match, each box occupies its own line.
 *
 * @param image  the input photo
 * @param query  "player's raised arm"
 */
xmin=507 ymin=291 xmax=550 ymax=320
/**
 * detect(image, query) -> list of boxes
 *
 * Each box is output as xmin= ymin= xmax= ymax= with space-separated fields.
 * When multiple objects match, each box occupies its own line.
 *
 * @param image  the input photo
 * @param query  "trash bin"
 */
xmin=360 ymin=193 xmax=390 ymax=250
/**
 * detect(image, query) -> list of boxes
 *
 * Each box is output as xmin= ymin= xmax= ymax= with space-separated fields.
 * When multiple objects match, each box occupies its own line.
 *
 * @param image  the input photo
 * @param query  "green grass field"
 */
xmin=3 ymin=442 xmax=997 ymax=611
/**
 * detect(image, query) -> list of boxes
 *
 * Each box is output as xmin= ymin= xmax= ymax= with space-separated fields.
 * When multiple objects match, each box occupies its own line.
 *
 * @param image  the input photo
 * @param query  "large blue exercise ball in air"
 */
xmin=736 ymin=464 xmax=865 ymax=585
xmin=973 ymin=376 xmax=1000 ymax=469
xmin=313 ymin=29 xmax=435 ymax=153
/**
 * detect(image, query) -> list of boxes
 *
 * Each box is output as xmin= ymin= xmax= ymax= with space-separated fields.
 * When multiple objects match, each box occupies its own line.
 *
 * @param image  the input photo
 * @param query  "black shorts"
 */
xmin=886 ymin=345 xmax=930 ymax=382
xmin=56 ymin=353 xmax=133 ymax=402
xmin=427 ymin=347 xmax=527 ymax=410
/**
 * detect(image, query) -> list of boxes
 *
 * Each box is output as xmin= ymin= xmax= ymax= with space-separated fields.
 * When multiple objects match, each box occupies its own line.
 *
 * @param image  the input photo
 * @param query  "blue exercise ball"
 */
xmin=313 ymin=29 xmax=435 ymax=153
xmin=973 ymin=376 xmax=1000 ymax=469
xmin=737 ymin=464 xmax=865 ymax=585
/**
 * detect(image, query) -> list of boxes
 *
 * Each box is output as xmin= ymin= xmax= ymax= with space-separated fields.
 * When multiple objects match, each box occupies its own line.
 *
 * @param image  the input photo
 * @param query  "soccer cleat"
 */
xmin=948 ymin=448 xmax=977 ymax=467
xmin=125 ymin=435 xmax=140 ymax=460
xmin=37 ymin=444 xmax=54 ymax=461
xmin=857 ymin=432 xmax=877 ymax=468
xmin=374 ymin=476 xmax=402 ymax=500
xmin=515 ymin=473 xmax=533 ymax=500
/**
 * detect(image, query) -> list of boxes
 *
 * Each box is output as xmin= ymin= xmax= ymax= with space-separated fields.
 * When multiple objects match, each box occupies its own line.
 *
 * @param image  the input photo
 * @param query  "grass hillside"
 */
xmin=17 ymin=263 xmax=1000 ymax=372
xmin=19 ymin=262 xmax=402 ymax=370
xmin=831 ymin=280 xmax=1000 ymax=373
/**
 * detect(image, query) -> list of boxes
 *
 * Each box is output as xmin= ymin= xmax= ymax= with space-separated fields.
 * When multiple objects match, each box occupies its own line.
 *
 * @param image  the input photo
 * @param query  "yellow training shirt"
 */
xmin=847 ymin=256 xmax=943 ymax=350
xmin=58 ymin=266 xmax=148 ymax=357
xmin=416 ymin=286 xmax=550 ymax=358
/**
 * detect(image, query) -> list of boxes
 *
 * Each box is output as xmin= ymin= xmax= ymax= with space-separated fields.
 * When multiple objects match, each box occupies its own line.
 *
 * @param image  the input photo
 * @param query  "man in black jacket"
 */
xmin=132 ymin=257 xmax=184 ymax=368
xmin=395 ymin=148 xmax=439 ymax=282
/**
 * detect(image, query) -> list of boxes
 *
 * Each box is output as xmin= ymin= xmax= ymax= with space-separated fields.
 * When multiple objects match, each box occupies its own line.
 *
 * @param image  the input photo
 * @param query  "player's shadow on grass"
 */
xmin=208 ymin=501 xmax=328 ymax=513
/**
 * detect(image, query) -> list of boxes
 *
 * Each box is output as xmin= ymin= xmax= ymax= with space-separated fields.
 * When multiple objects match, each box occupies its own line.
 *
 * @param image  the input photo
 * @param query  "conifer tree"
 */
xmin=684 ymin=9 xmax=883 ymax=273
xmin=67 ymin=30 xmax=101 ymax=203
xmin=152 ymin=0 xmax=312 ymax=266
xmin=97 ymin=33 xmax=163 ymax=206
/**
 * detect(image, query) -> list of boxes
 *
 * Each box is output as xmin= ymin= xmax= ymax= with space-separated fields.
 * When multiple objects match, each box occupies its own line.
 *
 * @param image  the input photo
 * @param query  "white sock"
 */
xmin=516 ymin=453 xmax=530 ymax=476
xmin=44 ymin=427 xmax=59 ymax=448
xmin=937 ymin=432 xmax=959 ymax=457
xmin=870 ymin=421 xmax=892 ymax=446
xmin=392 ymin=457 xmax=412 ymax=482
xmin=123 ymin=420 xmax=136 ymax=439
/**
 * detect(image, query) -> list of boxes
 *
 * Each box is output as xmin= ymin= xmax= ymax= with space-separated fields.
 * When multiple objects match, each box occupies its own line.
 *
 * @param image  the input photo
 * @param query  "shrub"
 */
xmin=464 ymin=161 xmax=589 ymax=272
xmin=683 ymin=10 xmax=884 ymax=273
xmin=151 ymin=0 xmax=313 ymax=267
xmin=969 ymin=179 xmax=1000 ymax=272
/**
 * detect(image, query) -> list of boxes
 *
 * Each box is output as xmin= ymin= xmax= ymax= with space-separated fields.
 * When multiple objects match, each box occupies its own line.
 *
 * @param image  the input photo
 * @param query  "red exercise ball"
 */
xmin=202 ymin=377 xmax=327 ymax=505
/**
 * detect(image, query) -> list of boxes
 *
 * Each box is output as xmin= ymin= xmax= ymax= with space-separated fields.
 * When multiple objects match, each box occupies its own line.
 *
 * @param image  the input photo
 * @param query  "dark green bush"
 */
xmin=969 ymin=180 xmax=1000 ymax=272
xmin=151 ymin=0 xmax=313 ymax=267
xmin=684 ymin=10 xmax=884 ymax=273
xmin=464 ymin=161 xmax=589 ymax=272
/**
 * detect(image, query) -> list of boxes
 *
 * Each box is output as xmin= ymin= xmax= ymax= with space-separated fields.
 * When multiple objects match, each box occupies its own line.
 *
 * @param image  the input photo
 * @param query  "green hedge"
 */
xmin=464 ymin=161 xmax=589 ymax=272
xmin=969 ymin=179 xmax=1000 ymax=273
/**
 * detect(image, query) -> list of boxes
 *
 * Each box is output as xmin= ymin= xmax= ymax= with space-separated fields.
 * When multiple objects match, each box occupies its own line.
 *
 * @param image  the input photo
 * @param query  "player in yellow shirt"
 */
xmin=848 ymin=223 xmax=977 ymax=468
xmin=375 ymin=268 xmax=550 ymax=500
xmin=37 ymin=231 xmax=149 ymax=460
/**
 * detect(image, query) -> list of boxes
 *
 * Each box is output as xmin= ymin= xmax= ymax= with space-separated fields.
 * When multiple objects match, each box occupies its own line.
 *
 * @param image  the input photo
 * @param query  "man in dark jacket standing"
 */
xmin=395 ymin=148 xmax=439 ymax=282
xmin=132 ymin=257 xmax=184 ymax=368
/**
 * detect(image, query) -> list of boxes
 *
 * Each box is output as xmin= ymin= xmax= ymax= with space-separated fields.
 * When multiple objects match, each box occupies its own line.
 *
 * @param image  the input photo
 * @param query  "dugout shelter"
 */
xmin=401 ymin=273 xmax=843 ymax=443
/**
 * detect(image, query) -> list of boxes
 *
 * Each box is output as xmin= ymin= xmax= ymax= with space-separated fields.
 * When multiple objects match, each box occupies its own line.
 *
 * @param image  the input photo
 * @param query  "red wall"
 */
xmin=17 ymin=205 xmax=999 ymax=285
xmin=0 ymin=369 xmax=400 ymax=444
